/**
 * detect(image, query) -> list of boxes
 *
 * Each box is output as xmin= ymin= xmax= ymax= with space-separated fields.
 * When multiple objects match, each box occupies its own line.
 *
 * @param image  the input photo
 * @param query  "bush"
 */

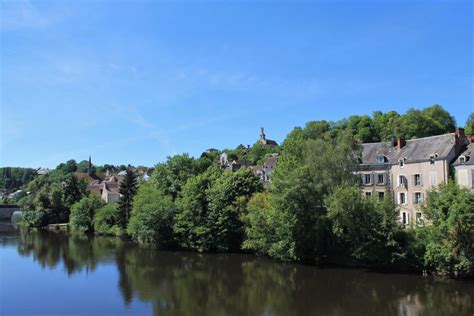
xmin=422 ymin=182 xmax=474 ymax=278
xmin=127 ymin=183 xmax=176 ymax=246
xmin=94 ymin=204 xmax=123 ymax=236
xmin=69 ymin=196 xmax=105 ymax=233
xmin=242 ymin=192 xmax=296 ymax=260
xmin=326 ymin=185 xmax=410 ymax=266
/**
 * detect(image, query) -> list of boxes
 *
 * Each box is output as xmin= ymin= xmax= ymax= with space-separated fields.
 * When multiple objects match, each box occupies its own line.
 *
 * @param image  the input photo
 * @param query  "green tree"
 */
xmin=49 ymin=183 xmax=66 ymax=223
xmin=346 ymin=115 xmax=378 ymax=143
xmin=465 ymin=113 xmax=474 ymax=135
xmin=69 ymin=196 xmax=105 ymax=233
xmin=63 ymin=174 xmax=86 ymax=211
xmin=206 ymin=168 xmax=263 ymax=251
xmin=151 ymin=154 xmax=200 ymax=200
xmin=422 ymin=182 xmax=474 ymax=278
xmin=94 ymin=204 xmax=123 ymax=235
xmin=269 ymin=133 xmax=359 ymax=262
xmin=242 ymin=192 xmax=296 ymax=260
xmin=243 ymin=143 xmax=280 ymax=165
xmin=57 ymin=159 xmax=78 ymax=174
xmin=399 ymin=105 xmax=456 ymax=139
xmin=128 ymin=182 xmax=176 ymax=245
xmin=118 ymin=166 xmax=138 ymax=228
xmin=174 ymin=168 xmax=221 ymax=251
xmin=175 ymin=167 xmax=262 ymax=252
xmin=372 ymin=111 xmax=401 ymax=141
xmin=326 ymin=185 xmax=411 ymax=266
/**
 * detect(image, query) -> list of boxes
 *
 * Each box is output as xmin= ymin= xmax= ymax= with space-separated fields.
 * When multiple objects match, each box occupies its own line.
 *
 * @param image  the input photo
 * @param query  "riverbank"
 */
xmin=17 ymin=223 xmax=458 ymax=279
xmin=1 ymin=228 xmax=473 ymax=316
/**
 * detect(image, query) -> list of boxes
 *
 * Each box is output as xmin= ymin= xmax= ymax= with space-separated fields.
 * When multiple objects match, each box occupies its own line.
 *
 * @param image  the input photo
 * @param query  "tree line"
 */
xmin=17 ymin=105 xmax=474 ymax=279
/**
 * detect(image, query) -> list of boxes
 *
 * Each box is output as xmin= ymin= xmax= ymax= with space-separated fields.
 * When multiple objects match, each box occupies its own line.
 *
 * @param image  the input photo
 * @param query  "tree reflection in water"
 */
xmin=13 ymin=230 xmax=474 ymax=316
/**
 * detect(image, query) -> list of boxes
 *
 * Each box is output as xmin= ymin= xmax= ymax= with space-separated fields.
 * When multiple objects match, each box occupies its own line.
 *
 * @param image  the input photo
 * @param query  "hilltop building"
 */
xmin=258 ymin=127 xmax=278 ymax=146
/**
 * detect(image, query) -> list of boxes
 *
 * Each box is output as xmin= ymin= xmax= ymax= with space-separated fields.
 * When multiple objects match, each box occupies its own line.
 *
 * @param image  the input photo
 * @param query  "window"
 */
xmin=401 ymin=212 xmax=408 ymax=225
xmin=364 ymin=174 xmax=371 ymax=185
xmin=377 ymin=174 xmax=384 ymax=184
xmin=414 ymin=174 xmax=421 ymax=186
xmin=414 ymin=192 xmax=423 ymax=204
xmin=378 ymin=191 xmax=384 ymax=201
xmin=416 ymin=212 xmax=423 ymax=226
xmin=430 ymin=172 xmax=437 ymax=186
xmin=398 ymin=175 xmax=406 ymax=187
xmin=430 ymin=155 xmax=435 ymax=165
xmin=365 ymin=192 xmax=372 ymax=198
xmin=399 ymin=159 xmax=404 ymax=167
xmin=376 ymin=155 xmax=387 ymax=164
xmin=399 ymin=192 xmax=406 ymax=205
xmin=460 ymin=157 xmax=465 ymax=164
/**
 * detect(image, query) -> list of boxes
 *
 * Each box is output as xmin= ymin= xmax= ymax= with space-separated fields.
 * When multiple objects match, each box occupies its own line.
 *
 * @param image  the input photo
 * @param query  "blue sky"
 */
xmin=1 ymin=0 xmax=472 ymax=168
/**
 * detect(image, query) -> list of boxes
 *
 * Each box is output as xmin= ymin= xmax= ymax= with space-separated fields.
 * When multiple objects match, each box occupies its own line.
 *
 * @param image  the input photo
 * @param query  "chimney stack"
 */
xmin=455 ymin=127 xmax=465 ymax=140
xmin=391 ymin=136 xmax=397 ymax=147
xmin=397 ymin=137 xmax=406 ymax=149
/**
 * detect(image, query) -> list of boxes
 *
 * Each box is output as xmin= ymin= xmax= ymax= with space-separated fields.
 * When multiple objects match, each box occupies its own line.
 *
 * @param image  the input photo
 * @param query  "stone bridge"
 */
xmin=0 ymin=205 xmax=20 ymax=220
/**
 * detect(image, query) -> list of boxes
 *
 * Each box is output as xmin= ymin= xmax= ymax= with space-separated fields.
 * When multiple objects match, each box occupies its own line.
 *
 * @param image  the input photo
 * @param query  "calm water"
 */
xmin=0 ymin=224 xmax=473 ymax=316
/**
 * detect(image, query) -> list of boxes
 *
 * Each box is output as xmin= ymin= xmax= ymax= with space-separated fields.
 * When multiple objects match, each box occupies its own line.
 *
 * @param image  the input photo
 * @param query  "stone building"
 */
xmin=453 ymin=143 xmax=474 ymax=192
xmin=258 ymin=127 xmax=278 ymax=146
xmin=359 ymin=129 xmax=467 ymax=227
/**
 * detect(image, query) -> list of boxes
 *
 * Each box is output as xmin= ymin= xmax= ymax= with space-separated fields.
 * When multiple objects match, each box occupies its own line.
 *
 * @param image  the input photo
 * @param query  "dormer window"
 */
xmin=399 ymin=158 xmax=405 ymax=167
xmin=376 ymin=155 xmax=387 ymax=164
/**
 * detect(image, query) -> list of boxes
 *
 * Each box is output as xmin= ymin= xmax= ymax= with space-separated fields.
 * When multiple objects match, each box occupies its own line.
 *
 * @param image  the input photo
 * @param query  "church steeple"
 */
xmin=87 ymin=156 xmax=93 ymax=176
xmin=259 ymin=127 xmax=266 ymax=143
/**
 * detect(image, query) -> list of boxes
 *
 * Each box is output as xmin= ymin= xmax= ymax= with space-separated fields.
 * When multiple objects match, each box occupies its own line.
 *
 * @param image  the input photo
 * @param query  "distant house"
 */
xmin=358 ymin=129 xmax=467 ymax=227
xmin=263 ymin=154 xmax=279 ymax=182
xmin=36 ymin=167 xmax=52 ymax=175
xmin=205 ymin=148 xmax=219 ymax=154
xmin=102 ymin=182 xmax=120 ymax=203
xmin=100 ymin=177 xmax=123 ymax=203
xmin=453 ymin=143 xmax=474 ymax=192
xmin=75 ymin=172 xmax=105 ymax=184
xmin=117 ymin=170 xmax=127 ymax=177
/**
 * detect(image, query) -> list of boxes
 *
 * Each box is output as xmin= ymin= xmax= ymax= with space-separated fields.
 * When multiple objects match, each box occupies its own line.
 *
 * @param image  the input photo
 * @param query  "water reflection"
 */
xmin=3 ymin=230 xmax=474 ymax=316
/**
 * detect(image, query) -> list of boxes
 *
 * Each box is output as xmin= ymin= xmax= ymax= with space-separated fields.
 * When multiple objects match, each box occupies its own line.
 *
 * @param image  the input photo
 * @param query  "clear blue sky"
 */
xmin=1 ymin=0 xmax=472 ymax=168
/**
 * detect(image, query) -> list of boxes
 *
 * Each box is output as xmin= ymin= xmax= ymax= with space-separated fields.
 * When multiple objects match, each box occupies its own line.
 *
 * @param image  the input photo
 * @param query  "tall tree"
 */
xmin=465 ymin=113 xmax=474 ymax=135
xmin=118 ymin=166 xmax=138 ymax=228
xmin=63 ymin=174 xmax=85 ymax=212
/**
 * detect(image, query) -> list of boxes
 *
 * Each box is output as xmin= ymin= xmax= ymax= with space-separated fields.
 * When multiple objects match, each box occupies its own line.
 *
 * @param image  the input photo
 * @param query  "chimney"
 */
xmin=455 ymin=127 xmax=467 ymax=155
xmin=397 ymin=137 xmax=406 ymax=149
xmin=391 ymin=136 xmax=397 ymax=147
xmin=455 ymin=127 xmax=465 ymax=140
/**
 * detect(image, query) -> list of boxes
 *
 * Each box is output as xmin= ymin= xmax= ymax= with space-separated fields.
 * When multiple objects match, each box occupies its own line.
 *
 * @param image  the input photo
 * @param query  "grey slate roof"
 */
xmin=361 ymin=133 xmax=456 ymax=165
xmin=453 ymin=143 xmax=474 ymax=166
xmin=264 ymin=155 xmax=279 ymax=169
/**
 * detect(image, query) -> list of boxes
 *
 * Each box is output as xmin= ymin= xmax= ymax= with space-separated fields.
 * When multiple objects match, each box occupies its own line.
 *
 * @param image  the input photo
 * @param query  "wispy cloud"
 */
xmin=171 ymin=66 xmax=323 ymax=98
xmin=110 ymin=105 xmax=176 ymax=155
xmin=1 ymin=0 xmax=58 ymax=31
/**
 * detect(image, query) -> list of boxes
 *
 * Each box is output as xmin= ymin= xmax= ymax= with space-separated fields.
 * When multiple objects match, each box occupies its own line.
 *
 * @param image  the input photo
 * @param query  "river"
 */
xmin=0 ymin=224 xmax=473 ymax=316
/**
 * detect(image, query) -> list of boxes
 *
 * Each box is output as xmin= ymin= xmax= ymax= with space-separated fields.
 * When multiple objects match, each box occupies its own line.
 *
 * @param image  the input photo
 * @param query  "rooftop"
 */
xmin=361 ymin=133 xmax=458 ymax=165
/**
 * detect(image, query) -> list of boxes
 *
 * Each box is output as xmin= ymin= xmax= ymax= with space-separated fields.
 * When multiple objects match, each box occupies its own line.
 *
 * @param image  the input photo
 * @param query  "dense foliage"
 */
xmin=0 ymin=167 xmax=37 ymax=191
xmin=94 ymin=204 xmax=123 ymax=236
xmin=465 ymin=113 xmax=474 ymax=136
xmin=421 ymin=182 xmax=473 ymax=278
xmin=118 ymin=166 xmax=138 ymax=228
xmin=15 ymin=105 xmax=472 ymax=279
xmin=69 ymin=196 xmax=105 ymax=233
xmin=127 ymin=182 xmax=175 ymax=245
